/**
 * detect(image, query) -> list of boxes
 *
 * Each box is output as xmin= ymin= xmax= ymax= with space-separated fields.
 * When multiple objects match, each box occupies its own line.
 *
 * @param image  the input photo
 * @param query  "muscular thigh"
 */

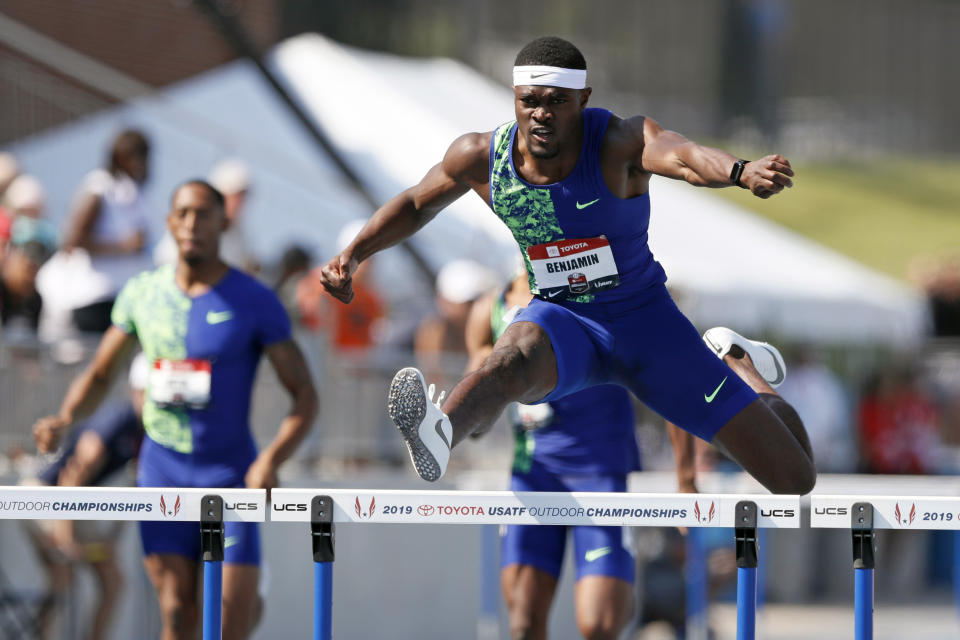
xmin=507 ymin=298 xmax=613 ymax=403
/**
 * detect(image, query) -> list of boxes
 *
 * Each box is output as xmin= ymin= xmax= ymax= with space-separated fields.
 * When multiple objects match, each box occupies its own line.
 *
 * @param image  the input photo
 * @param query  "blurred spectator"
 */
xmin=0 ymin=207 xmax=10 ymax=257
xmin=414 ymin=259 xmax=496 ymax=386
xmin=154 ymin=158 xmax=259 ymax=273
xmin=911 ymin=252 xmax=960 ymax=337
xmin=858 ymin=366 xmax=941 ymax=474
xmin=858 ymin=363 xmax=941 ymax=599
xmin=0 ymin=240 xmax=52 ymax=333
xmin=296 ymin=221 xmax=389 ymax=466
xmin=211 ymin=158 xmax=259 ymax=273
xmin=777 ymin=345 xmax=855 ymax=472
xmin=0 ymin=151 xmax=18 ymax=194
xmin=6 ymin=173 xmax=46 ymax=218
xmin=274 ymin=244 xmax=312 ymax=323
xmin=22 ymin=353 xmax=146 ymax=640
xmin=0 ymin=152 xmax=19 ymax=254
xmin=5 ymin=175 xmax=58 ymax=249
xmin=297 ymin=221 xmax=386 ymax=350
xmin=53 ymin=130 xmax=153 ymax=333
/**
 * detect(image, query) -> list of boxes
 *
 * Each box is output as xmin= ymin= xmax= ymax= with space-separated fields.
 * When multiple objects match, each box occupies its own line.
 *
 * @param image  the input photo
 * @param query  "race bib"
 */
xmin=509 ymin=402 xmax=554 ymax=431
xmin=149 ymin=359 xmax=212 ymax=409
xmin=527 ymin=237 xmax=620 ymax=300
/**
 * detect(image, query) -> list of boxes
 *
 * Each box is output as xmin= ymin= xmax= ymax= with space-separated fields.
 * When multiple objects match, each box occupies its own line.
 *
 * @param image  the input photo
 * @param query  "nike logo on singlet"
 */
xmin=704 ymin=377 xmax=728 ymax=403
xmin=575 ymin=198 xmax=600 ymax=209
xmin=585 ymin=546 xmax=613 ymax=562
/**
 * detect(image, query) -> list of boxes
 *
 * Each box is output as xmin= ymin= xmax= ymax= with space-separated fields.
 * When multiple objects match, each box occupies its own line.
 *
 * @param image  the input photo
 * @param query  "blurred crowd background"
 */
xmin=0 ymin=1 xmax=959 ymax=638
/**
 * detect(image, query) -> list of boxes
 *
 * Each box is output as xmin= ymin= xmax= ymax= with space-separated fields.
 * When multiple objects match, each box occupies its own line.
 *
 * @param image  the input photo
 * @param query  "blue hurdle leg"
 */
xmin=200 ymin=495 xmax=225 ymax=640
xmin=685 ymin=527 xmax=709 ymax=640
xmin=854 ymin=568 xmax=874 ymax=640
xmin=311 ymin=496 xmax=335 ymax=640
xmin=737 ymin=566 xmax=757 ymax=640
xmin=851 ymin=502 xmax=876 ymax=640
xmin=203 ymin=559 xmax=223 ymax=640
xmin=734 ymin=501 xmax=759 ymax=640
xmin=314 ymin=561 xmax=333 ymax=640
xmin=954 ymin=531 xmax=960 ymax=620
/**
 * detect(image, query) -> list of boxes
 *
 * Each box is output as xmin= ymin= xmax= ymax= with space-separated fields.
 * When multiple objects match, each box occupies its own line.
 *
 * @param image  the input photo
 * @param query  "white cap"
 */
xmin=208 ymin=158 xmax=250 ymax=195
xmin=5 ymin=174 xmax=45 ymax=212
xmin=436 ymin=260 xmax=498 ymax=304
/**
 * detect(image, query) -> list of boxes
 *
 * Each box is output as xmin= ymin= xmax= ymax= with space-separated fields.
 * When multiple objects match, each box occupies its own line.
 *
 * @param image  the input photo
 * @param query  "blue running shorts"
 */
xmin=137 ymin=439 xmax=260 ymax=565
xmin=512 ymin=284 xmax=757 ymax=442
xmin=501 ymin=468 xmax=634 ymax=583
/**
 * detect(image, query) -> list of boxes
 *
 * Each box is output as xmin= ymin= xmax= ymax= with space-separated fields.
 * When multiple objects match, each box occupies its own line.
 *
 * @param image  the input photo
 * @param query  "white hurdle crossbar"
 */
xmin=0 ymin=486 xmax=266 ymax=522
xmin=272 ymin=489 xmax=800 ymax=640
xmin=270 ymin=489 xmax=800 ymax=527
xmin=811 ymin=495 xmax=960 ymax=640
xmin=0 ymin=486 xmax=266 ymax=640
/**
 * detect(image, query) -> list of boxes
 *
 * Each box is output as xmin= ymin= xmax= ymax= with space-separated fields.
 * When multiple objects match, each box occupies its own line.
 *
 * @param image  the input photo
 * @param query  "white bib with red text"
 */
xmin=526 ymin=237 xmax=620 ymax=300
xmin=149 ymin=359 xmax=212 ymax=409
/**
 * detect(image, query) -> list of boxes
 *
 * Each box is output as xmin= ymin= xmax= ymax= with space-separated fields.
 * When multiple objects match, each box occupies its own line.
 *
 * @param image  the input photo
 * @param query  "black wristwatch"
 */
xmin=729 ymin=159 xmax=749 ymax=188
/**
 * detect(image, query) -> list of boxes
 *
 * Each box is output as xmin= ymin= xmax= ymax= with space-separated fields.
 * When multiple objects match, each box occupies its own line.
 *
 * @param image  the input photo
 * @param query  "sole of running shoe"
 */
xmin=388 ymin=367 xmax=443 ymax=482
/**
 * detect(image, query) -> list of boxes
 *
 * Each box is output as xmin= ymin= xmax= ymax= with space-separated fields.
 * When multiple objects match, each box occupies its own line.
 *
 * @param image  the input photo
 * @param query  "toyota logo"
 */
xmin=417 ymin=505 xmax=434 ymax=516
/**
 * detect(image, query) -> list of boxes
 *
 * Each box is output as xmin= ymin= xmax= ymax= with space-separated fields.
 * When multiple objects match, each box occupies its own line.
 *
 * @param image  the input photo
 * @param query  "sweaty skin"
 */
xmin=320 ymin=82 xmax=813 ymax=496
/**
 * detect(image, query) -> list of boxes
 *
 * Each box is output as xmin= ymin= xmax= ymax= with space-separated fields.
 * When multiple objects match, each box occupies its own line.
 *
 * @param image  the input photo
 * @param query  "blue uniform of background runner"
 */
xmin=39 ymin=402 xmax=141 ymax=487
xmin=491 ymin=289 xmax=640 ymax=584
xmin=112 ymin=264 xmax=291 ymax=565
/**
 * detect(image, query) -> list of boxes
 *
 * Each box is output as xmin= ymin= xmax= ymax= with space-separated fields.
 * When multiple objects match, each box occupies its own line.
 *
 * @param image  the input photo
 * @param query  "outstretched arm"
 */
xmin=245 ymin=339 xmax=318 ymax=490
xmin=630 ymin=116 xmax=794 ymax=199
xmin=33 ymin=327 xmax=136 ymax=452
xmin=320 ymin=132 xmax=490 ymax=303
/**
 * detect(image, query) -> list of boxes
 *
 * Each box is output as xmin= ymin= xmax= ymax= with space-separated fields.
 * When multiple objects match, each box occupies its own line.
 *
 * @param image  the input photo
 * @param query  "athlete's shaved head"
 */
xmin=171 ymin=179 xmax=225 ymax=210
xmin=514 ymin=36 xmax=586 ymax=70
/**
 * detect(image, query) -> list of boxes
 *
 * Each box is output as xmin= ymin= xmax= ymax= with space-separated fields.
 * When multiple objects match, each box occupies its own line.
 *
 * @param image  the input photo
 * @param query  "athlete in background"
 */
xmin=34 ymin=180 xmax=318 ymax=640
xmin=466 ymin=269 xmax=641 ymax=639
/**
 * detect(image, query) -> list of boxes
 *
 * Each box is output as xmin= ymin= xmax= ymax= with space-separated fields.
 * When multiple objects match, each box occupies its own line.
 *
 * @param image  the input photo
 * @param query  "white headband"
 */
xmin=512 ymin=65 xmax=586 ymax=90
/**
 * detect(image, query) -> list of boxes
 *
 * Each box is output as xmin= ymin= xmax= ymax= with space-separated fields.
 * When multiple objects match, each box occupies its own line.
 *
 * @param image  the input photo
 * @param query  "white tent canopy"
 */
xmin=8 ymin=33 xmax=928 ymax=344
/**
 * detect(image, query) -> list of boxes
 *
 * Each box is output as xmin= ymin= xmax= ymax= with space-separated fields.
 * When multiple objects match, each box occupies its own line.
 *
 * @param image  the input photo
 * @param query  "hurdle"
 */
xmin=0 ymin=486 xmax=266 ymax=640
xmin=811 ymin=495 xmax=960 ymax=640
xmin=271 ymin=489 xmax=800 ymax=639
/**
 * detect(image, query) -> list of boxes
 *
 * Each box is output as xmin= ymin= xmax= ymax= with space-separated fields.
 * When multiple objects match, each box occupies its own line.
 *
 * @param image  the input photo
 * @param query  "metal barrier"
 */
xmin=271 ymin=489 xmax=801 ymax=640
xmin=0 ymin=487 xmax=266 ymax=640
xmin=6 ymin=482 xmax=960 ymax=638
xmin=811 ymin=495 xmax=960 ymax=640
